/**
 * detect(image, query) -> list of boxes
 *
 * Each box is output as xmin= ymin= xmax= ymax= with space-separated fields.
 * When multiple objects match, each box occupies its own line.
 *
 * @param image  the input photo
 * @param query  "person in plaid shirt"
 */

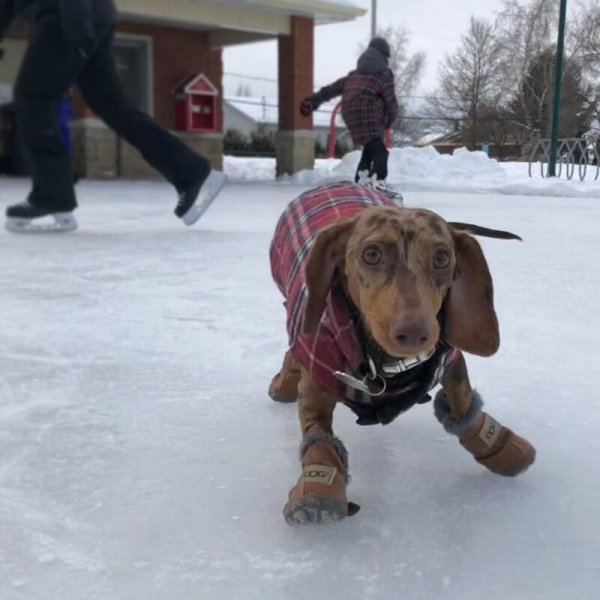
xmin=300 ymin=37 xmax=399 ymax=196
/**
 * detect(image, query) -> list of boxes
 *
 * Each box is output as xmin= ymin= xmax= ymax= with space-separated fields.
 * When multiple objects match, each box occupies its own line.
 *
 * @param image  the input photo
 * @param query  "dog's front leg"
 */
xmin=433 ymin=354 xmax=536 ymax=477
xmin=297 ymin=366 xmax=337 ymax=435
xmin=283 ymin=368 xmax=357 ymax=525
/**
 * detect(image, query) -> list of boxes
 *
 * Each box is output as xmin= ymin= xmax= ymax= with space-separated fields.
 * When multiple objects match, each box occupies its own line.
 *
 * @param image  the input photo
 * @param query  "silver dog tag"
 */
xmin=333 ymin=370 xmax=387 ymax=397
xmin=333 ymin=371 xmax=372 ymax=394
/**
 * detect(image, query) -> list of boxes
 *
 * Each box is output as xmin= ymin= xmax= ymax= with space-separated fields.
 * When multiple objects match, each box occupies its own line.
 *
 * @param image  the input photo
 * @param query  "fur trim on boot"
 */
xmin=433 ymin=389 xmax=483 ymax=435
xmin=300 ymin=431 xmax=349 ymax=482
xmin=434 ymin=389 xmax=536 ymax=477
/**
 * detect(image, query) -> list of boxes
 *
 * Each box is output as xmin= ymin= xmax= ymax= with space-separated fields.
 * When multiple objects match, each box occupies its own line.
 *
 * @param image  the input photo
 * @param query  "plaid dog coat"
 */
xmin=270 ymin=182 xmax=460 ymax=425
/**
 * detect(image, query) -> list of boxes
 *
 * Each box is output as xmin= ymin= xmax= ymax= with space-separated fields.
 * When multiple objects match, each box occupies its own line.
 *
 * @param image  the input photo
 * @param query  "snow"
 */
xmin=228 ymin=146 xmax=600 ymax=198
xmin=0 ymin=148 xmax=599 ymax=600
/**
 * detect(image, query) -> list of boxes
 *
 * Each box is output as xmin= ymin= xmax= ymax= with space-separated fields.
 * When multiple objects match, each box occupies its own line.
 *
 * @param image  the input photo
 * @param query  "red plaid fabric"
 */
xmin=270 ymin=182 xmax=460 ymax=408
xmin=313 ymin=69 xmax=398 ymax=146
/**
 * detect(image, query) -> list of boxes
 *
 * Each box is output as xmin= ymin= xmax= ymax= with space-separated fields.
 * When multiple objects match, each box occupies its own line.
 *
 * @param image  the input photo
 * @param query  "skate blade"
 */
xmin=182 ymin=171 xmax=227 ymax=226
xmin=358 ymin=181 xmax=404 ymax=205
xmin=376 ymin=187 xmax=404 ymax=204
xmin=5 ymin=212 xmax=78 ymax=234
xmin=284 ymin=496 xmax=347 ymax=526
xmin=389 ymin=192 xmax=404 ymax=206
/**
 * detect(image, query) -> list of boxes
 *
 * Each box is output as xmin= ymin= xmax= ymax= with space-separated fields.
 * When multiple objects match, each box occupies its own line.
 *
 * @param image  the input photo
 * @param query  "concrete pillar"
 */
xmin=277 ymin=16 xmax=315 ymax=177
xmin=275 ymin=130 xmax=316 ymax=176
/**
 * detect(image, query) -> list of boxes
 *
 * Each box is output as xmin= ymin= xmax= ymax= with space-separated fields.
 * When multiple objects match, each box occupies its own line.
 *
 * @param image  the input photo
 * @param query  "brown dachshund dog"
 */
xmin=269 ymin=183 xmax=535 ymax=525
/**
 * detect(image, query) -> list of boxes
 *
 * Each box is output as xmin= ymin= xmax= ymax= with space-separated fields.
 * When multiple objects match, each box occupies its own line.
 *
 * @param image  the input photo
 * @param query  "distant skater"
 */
xmin=299 ymin=36 xmax=401 ymax=201
xmin=0 ymin=0 xmax=225 ymax=233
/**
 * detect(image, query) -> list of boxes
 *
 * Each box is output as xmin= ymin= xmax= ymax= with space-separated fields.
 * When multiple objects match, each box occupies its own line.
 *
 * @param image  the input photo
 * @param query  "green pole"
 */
xmin=547 ymin=0 xmax=567 ymax=177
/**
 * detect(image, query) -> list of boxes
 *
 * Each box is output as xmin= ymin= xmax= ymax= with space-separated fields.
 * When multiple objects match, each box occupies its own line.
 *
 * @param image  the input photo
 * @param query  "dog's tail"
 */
xmin=448 ymin=222 xmax=522 ymax=241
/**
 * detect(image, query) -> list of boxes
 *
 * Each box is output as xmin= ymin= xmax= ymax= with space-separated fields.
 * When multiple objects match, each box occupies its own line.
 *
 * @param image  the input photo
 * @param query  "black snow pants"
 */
xmin=354 ymin=136 xmax=389 ymax=183
xmin=14 ymin=14 xmax=210 ymax=211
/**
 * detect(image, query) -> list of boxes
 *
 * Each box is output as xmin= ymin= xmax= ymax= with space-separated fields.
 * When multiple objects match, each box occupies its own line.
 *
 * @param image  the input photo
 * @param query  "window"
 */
xmin=112 ymin=35 xmax=153 ymax=115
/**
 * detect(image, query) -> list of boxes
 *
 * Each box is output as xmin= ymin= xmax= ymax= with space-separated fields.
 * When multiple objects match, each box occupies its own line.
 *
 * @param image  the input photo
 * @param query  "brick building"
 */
xmin=0 ymin=0 xmax=364 ymax=179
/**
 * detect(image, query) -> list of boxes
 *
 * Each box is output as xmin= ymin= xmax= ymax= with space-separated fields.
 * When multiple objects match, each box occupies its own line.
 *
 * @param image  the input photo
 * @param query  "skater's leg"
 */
xmin=354 ymin=145 xmax=373 ymax=183
xmin=367 ymin=137 xmax=389 ymax=181
xmin=76 ymin=30 xmax=211 ymax=190
xmin=357 ymin=136 xmax=402 ymax=203
xmin=13 ymin=15 xmax=85 ymax=212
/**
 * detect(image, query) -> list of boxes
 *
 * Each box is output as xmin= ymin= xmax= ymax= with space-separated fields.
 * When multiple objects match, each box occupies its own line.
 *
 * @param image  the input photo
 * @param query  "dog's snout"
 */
xmin=391 ymin=315 xmax=432 ymax=351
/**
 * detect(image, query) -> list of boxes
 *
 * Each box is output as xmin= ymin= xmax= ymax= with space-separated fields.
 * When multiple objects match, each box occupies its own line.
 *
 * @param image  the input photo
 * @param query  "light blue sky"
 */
xmin=224 ymin=0 xmax=507 ymax=98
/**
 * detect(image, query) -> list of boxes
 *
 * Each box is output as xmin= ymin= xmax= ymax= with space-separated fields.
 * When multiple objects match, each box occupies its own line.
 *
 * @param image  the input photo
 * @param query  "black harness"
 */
xmin=341 ymin=313 xmax=450 ymax=426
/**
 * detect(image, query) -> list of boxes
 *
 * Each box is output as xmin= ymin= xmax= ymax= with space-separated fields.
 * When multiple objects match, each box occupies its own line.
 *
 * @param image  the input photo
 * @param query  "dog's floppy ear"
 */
xmin=302 ymin=217 xmax=356 ymax=334
xmin=443 ymin=230 xmax=499 ymax=357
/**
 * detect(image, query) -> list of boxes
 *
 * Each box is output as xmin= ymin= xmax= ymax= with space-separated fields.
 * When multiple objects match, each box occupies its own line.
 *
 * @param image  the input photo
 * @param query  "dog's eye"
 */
xmin=362 ymin=245 xmax=382 ymax=266
xmin=433 ymin=249 xmax=451 ymax=269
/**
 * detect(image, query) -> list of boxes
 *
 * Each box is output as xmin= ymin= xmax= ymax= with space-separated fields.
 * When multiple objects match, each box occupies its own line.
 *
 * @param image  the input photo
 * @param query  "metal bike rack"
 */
xmin=528 ymin=138 xmax=600 ymax=181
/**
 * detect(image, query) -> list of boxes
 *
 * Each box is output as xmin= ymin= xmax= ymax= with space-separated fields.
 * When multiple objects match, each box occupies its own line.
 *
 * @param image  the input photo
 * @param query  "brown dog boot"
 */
xmin=283 ymin=432 xmax=359 ymax=525
xmin=268 ymin=350 xmax=301 ymax=403
xmin=434 ymin=390 xmax=536 ymax=477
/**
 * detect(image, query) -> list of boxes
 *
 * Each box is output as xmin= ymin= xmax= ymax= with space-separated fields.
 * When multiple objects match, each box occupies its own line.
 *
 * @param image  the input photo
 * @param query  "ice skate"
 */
xmin=372 ymin=179 xmax=403 ymax=204
xmin=356 ymin=169 xmax=371 ymax=186
xmin=5 ymin=201 xmax=78 ymax=233
xmin=175 ymin=170 xmax=227 ymax=226
xmin=357 ymin=171 xmax=403 ymax=205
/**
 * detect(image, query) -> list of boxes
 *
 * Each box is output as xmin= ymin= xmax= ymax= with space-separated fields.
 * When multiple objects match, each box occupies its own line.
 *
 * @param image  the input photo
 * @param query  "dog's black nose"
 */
xmin=391 ymin=316 xmax=431 ymax=349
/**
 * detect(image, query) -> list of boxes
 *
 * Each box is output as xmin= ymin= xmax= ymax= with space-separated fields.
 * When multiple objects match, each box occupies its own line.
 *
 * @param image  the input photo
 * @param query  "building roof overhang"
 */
xmin=116 ymin=0 xmax=366 ymax=46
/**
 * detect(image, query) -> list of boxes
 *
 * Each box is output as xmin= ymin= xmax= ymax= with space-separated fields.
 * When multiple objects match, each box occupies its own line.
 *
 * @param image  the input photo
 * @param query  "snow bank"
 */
xmin=224 ymin=146 xmax=600 ymax=199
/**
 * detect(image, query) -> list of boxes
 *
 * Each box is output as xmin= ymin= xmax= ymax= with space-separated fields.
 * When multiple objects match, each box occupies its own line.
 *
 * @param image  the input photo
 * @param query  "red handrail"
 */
xmin=328 ymin=101 xmax=343 ymax=158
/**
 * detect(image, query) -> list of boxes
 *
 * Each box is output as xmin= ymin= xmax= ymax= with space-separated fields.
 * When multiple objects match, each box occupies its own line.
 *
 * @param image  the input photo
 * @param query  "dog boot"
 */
xmin=283 ymin=432 xmax=359 ymax=525
xmin=268 ymin=350 xmax=301 ymax=403
xmin=434 ymin=390 xmax=536 ymax=477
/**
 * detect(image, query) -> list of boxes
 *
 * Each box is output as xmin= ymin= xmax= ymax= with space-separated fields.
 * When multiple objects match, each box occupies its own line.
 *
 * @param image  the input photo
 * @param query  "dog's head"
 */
xmin=302 ymin=206 xmax=520 ymax=358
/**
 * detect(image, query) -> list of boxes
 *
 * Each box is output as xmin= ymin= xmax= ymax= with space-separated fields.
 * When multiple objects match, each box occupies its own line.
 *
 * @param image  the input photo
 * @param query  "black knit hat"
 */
xmin=368 ymin=37 xmax=391 ymax=58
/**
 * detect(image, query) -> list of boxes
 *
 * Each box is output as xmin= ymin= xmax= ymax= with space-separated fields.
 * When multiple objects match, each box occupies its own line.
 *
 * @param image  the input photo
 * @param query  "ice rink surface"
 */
xmin=0 ymin=175 xmax=598 ymax=600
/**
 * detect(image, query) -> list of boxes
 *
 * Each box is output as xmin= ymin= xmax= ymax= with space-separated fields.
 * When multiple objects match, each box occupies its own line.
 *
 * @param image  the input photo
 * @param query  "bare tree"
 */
xmin=568 ymin=1 xmax=600 ymax=125
xmin=495 ymin=0 xmax=598 ymax=146
xmin=495 ymin=0 xmax=558 ymax=82
xmin=494 ymin=0 xmax=558 ymax=145
xmin=420 ymin=0 xmax=597 ymax=155
xmin=429 ymin=17 xmax=504 ymax=150
xmin=567 ymin=1 xmax=600 ymax=71
xmin=512 ymin=48 xmax=591 ymax=138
